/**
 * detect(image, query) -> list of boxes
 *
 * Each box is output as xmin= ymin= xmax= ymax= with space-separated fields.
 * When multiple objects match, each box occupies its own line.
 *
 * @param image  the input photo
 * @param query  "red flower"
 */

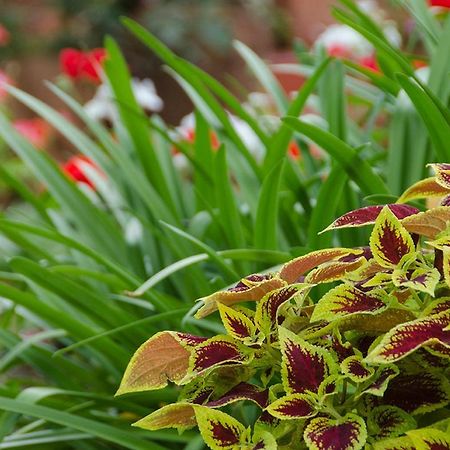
xmin=60 ymin=48 xmax=106 ymax=83
xmin=0 ymin=69 xmax=12 ymax=101
xmin=360 ymin=54 xmax=380 ymax=72
xmin=0 ymin=24 xmax=10 ymax=46
xmin=288 ymin=141 xmax=301 ymax=160
xmin=14 ymin=118 xmax=52 ymax=148
xmin=63 ymin=155 xmax=99 ymax=188
xmin=327 ymin=44 xmax=353 ymax=59
xmin=429 ymin=0 xmax=450 ymax=7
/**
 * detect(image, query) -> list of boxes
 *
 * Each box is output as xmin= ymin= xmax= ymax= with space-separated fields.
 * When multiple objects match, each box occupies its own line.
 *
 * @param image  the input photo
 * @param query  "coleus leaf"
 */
xmin=255 ymin=284 xmax=312 ymax=335
xmin=358 ymin=365 xmax=399 ymax=398
xmin=331 ymin=329 xmax=354 ymax=363
xmin=279 ymin=327 xmax=337 ymax=395
xmin=133 ymin=402 xmax=196 ymax=431
xmin=369 ymin=206 xmax=415 ymax=268
xmin=391 ymin=266 xmax=440 ymax=296
xmin=305 ymin=257 xmax=366 ymax=284
xmin=407 ymin=428 xmax=450 ymax=450
xmin=382 ymin=371 xmax=450 ymax=414
xmin=218 ymin=303 xmax=257 ymax=342
xmin=322 ymin=204 xmax=419 ymax=232
xmin=195 ymin=406 xmax=247 ymax=450
xmin=442 ymin=248 xmax=450 ymax=290
xmin=251 ymin=430 xmax=277 ymax=450
xmin=366 ymin=310 xmax=450 ymax=364
xmin=367 ymin=406 xmax=416 ymax=441
xmin=117 ymin=331 xmax=206 ymax=395
xmin=311 ymin=284 xmax=390 ymax=323
xmin=278 ymin=248 xmax=363 ymax=283
xmin=206 ymin=382 xmax=268 ymax=409
xmin=430 ymin=163 xmax=450 ymax=190
xmin=196 ymin=274 xmax=285 ymax=318
xmin=372 ymin=435 xmax=416 ymax=450
xmin=266 ymin=393 xmax=317 ymax=420
xmin=397 ymin=177 xmax=449 ymax=203
xmin=340 ymin=309 xmax=415 ymax=334
xmin=189 ymin=335 xmax=252 ymax=377
xmin=402 ymin=207 xmax=450 ymax=239
xmin=341 ymin=355 xmax=374 ymax=383
xmin=303 ymin=413 xmax=367 ymax=450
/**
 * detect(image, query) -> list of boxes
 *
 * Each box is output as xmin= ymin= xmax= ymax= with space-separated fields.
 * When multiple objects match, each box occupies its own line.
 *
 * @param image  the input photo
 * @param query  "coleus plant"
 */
xmin=117 ymin=165 xmax=450 ymax=450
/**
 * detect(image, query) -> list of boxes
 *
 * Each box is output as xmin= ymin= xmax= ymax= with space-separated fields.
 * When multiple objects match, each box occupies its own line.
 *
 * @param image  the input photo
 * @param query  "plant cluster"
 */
xmin=119 ymin=166 xmax=450 ymax=449
xmin=0 ymin=0 xmax=449 ymax=449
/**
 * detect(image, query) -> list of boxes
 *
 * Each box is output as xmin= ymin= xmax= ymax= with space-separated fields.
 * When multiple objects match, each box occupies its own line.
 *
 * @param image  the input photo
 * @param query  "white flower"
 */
xmin=125 ymin=217 xmax=144 ymax=245
xmin=383 ymin=21 xmax=402 ymax=48
xmin=131 ymin=78 xmax=163 ymax=113
xmin=175 ymin=112 xmax=265 ymax=162
xmin=315 ymin=24 xmax=374 ymax=59
xmin=84 ymin=78 xmax=163 ymax=124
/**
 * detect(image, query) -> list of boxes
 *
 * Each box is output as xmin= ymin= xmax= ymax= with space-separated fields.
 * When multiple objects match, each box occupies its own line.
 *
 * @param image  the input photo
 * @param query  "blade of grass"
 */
xmin=282 ymin=118 xmax=389 ymax=195
xmin=0 ymin=398 xmax=167 ymax=450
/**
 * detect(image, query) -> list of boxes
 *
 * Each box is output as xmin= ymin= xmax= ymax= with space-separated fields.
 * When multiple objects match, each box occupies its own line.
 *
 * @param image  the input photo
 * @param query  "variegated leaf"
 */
xmin=402 ymin=207 xmax=450 ymax=239
xmin=255 ymin=284 xmax=312 ymax=334
xmin=340 ymin=309 xmax=415 ymax=334
xmin=366 ymin=310 xmax=450 ymax=363
xmin=266 ymin=393 xmax=317 ymax=419
xmin=427 ymin=341 xmax=450 ymax=358
xmin=367 ymin=406 xmax=416 ymax=441
xmin=189 ymin=335 xmax=252 ymax=377
xmin=195 ymin=406 xmax=246 ymax=450
xmin=407 ymin=428 xmax=450 ymax=449
xmin=397 ymin=177 xmax=449 ymax=203
xmin=373 ymin=435 xmax=415 ymax=450
xmin=218 ymin=303 xmax=257 ymax=342
xmin=431 ymin=164 xmax=450 ymax=190
xmin=328 ymin=329 xmax=353 ymax=363
xmin=322 ymin=204 xmax=419 ymax=232
xmin=196 ymin=274 xmax=285 ymax=318
xmin=311 ymin=285 xmax=390 ymax=323
xmin=358 ymin=366 xmax=399 ymax=398
xmin=392 ymin=266 xmax=440 ymax=296
xmin=133 ymin=402 xmax=196 ymax=431
xmin=305 ymin=258 xmax=366 ymax=284
xmin=422 ymin=298 xmax=450 ymax=317
xmin=341 ymin=355 xmax=374 ymax=382
xmin=207 ymin=382 xmax=268 ymax=409
xmin=251 ymin=430 xmax=278 ymax=450
xmin=348 ymin=259 xmax=386 ymax=283
xmin=442 ymin=248 xmax=450 ymax=290
xmin=441 ymin=194 xmax=450 ymax=206
xmin=279 ymin=327 xmax=337 ymax=395
xmin=370 ymin=206 xmax=415 ymax=268
xmin=303 ymin=413 xmax=367 ymax=450
xmin=382 ymin=371 xmax=450 ymax=414
xmin=278 ymin=248 xmax=363 ymax=283
xmin=318 ymin=374 xmax=341 ymax=399
xmin=117 ymin=331 xmax=203 ymax=395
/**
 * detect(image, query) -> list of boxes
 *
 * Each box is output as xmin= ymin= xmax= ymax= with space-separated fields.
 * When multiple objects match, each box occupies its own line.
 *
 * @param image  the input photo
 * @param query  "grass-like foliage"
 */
xmin=0 ymin=0 xmax=448 ymax=448
xmin=119 ymin=166 xmax=450 ymax=449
